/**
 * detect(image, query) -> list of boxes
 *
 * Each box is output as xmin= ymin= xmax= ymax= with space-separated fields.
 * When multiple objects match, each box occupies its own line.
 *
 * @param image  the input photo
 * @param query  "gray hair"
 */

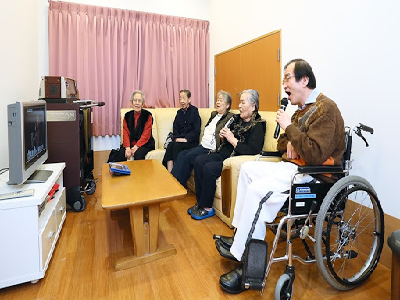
xmin=217 ymin=90 xmax=232 ymax=111
xmin=240 ymin=89 xmax=259 ymax=111
xmin=131 ymin=90 xmax=145 ymax=104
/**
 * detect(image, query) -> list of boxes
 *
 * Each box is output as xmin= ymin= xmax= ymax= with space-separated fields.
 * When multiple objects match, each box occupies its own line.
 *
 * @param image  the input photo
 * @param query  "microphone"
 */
xmin=224 ymin=115 xmax=237 ymax=129
xmin=79 ymin=102 xmax=106 ymax=109
xmin=273 ymin=97 xmax=288 ymax=139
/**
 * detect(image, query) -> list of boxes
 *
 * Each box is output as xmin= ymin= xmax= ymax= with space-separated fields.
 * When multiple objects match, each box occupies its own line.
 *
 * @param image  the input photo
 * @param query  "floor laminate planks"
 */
xmin=0 ymin=177 xmax=391 ymax=300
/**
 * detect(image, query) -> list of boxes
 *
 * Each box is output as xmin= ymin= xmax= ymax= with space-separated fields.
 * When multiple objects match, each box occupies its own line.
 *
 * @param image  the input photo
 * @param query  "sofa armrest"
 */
xmin=220 ymin=155 xmax=282 ymax=219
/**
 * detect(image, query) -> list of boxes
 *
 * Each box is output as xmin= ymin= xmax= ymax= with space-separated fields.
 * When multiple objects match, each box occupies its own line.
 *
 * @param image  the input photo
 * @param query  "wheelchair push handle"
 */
xmin=354 ymin=123 xmax=373 ymax=147
xmin=359 ymin=123 xmax=373 ymax=134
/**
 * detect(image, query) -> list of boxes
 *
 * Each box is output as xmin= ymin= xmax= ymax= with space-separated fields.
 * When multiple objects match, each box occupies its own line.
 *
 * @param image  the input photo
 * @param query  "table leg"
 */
xmin=115 ymin=203 xmax=176 ymax=270
xmin=149 ymin=203 xmax=159 ymax=253
xmin=130 ymin=205 xmax=146 ymax=257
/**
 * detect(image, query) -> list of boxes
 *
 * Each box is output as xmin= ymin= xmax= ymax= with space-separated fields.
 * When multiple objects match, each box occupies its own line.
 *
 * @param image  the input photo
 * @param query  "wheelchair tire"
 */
xmin=314 ymin=175 xmax=384 ymax=290
xmin=274 ymin=273 xmax=293 ymax=300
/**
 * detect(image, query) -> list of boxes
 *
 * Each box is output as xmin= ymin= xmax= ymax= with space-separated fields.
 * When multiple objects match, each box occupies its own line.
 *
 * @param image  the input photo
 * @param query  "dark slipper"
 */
xmin=219 ymin=265 xmax=245 ymax=294
xmin=215 ymin=240 xmax=238 ymax=262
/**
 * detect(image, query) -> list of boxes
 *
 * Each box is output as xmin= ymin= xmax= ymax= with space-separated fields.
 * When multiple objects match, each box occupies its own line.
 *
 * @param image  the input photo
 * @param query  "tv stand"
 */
xmin=0 ymin=163 xmax=65 ymax=289
xmin=25 ymin=169 xmax=53 ymax=184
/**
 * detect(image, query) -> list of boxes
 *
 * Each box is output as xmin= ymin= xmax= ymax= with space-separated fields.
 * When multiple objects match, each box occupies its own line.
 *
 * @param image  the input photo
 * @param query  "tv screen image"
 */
xmin=24 ymin=106 xmax=46 ymax=169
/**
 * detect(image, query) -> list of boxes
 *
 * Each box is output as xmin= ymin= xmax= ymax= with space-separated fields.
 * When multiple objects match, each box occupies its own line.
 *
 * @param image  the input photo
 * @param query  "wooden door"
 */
xmin=239 ymin=31 xmax=281 ymax=111
xmin=215 ymin=30 xmax=281 ymax=111
xmin=214 ymin=48 xmax=241 ymax=109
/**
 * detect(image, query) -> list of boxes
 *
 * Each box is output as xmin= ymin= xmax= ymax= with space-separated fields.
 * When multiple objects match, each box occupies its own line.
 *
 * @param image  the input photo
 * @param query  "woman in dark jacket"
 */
xmin=123 ymin=90 xmax=155 ymax=160
xmin=163 ymin=89 xmax=201 ymax=171
xmin=189 ymin=89 xmax=266 ymax=220
xmin=171 ymin=90 xmax=234 ymax=187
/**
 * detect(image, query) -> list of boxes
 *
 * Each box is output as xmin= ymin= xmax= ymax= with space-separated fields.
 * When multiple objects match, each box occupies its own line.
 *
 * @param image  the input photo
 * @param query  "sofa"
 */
xmin=120 ymin=107 xmax=282 ymax=227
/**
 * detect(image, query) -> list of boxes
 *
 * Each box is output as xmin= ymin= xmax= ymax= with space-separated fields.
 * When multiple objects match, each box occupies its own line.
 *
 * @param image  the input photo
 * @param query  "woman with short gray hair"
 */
xmin=189 ymin=89 xmax=266 ymax=220
xmin=122 ymin=90 xmax=155 ymax=160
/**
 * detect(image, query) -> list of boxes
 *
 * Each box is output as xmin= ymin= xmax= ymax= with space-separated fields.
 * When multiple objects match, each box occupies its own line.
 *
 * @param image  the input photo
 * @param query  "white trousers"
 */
xmin=229 ymin=161 xmax=313 ymax=261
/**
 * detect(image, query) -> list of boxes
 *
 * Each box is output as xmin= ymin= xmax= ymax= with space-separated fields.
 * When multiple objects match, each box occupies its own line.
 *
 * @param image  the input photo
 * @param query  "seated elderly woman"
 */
xmin=123 ymin=90 xmax=155 ymax=160
xmin=171 ymin=90 xmax=234 ymax=187
xmin=189 ymin=89 xmax=266 ymax=220
xmin=162 ymin=89 xmax=201 ymax=172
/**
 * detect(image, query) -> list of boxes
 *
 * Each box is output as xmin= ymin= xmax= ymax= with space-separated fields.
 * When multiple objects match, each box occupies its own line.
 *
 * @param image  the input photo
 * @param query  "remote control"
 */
xmin=0 ymin=189 xmax=35 ymax=201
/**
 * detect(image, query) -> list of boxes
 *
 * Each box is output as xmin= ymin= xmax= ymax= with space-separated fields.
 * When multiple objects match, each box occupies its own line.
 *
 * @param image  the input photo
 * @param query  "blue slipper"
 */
xmin=187 ymin=203 xmax=199 ymax=215
xmin=191 ymin=207 xmax=215 ymax=220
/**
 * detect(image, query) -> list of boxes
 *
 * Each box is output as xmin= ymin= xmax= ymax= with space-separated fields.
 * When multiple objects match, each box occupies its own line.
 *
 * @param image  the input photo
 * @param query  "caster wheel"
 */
xmin=275 ymin=274 xmax=293 ymax=300
xmin=72 ymin=195 xmax=86 ymax=212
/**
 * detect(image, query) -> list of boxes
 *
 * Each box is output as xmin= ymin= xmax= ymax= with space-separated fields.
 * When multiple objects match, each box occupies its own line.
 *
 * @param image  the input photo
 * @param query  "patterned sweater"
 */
xmin=277 ymin=93 xmax=345 ymax=166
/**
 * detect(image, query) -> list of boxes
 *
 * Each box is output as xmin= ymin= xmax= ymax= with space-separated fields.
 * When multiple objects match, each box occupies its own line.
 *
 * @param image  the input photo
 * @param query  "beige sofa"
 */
xmin=120 ymin=108 xmax=282 ymax=227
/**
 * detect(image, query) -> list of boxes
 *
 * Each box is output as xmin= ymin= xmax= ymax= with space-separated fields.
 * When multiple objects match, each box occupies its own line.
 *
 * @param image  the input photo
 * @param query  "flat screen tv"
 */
xmin=7 ymin=100 xmax=50 ymax=185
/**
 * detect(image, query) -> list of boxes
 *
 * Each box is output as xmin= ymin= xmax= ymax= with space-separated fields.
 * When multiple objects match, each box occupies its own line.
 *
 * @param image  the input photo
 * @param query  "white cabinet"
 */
xmin=0 ymin=163 xmax=66 ymax=289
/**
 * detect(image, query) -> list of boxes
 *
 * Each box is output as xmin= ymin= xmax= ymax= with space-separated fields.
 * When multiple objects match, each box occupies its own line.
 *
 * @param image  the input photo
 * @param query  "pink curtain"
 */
xmin=48 ymin=1 xmax=209 ymax=136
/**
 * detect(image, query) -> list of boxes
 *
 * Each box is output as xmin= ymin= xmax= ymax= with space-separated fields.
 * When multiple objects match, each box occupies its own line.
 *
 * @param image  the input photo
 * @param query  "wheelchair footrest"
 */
xmin=243 ymin=280 xmax=265 ymax=290
xmin=241 ymin=239 xmax=268 ymax=290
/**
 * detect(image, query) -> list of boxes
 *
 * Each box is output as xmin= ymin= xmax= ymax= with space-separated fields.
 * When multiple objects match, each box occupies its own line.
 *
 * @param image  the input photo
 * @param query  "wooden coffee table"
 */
xmin=102 ymin=159 xmax=187 ymax=270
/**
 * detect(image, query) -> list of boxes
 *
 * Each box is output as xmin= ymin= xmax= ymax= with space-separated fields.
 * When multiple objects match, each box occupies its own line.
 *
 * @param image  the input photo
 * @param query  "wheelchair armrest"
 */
xmin=297 ymin=165 xmax=343 ymax=174
xmin=256 ymin=151 xmax=282 ymax=162
xmin=259 ymin=151 xmax=282 ymax=157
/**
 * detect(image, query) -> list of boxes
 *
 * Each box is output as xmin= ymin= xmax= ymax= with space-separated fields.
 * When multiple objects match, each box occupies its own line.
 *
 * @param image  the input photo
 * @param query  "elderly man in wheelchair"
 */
xmin=213 ymin=59 xmax=384 ymax=299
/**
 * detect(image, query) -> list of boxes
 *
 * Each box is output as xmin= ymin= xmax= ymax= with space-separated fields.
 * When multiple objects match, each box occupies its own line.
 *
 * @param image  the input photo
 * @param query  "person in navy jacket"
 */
xmin=163 ymin=89 xmax=201 ymax=172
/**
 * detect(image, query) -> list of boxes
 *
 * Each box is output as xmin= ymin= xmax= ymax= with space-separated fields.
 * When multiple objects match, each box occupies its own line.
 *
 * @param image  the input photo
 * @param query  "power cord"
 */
xmin=0 ymin=168 xmax=9 ymax=176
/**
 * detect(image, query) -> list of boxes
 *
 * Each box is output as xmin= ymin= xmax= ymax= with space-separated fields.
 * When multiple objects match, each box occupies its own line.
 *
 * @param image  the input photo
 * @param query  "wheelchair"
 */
xmin=218 ymin=123 xmax=384 ymax=300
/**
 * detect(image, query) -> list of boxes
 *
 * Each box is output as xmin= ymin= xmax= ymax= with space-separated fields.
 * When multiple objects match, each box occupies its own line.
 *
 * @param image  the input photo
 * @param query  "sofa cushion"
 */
xmin=153 ymin=108 xmax=179 ymax=149
xmin=258 ymin=111 xmax=280 ymax=152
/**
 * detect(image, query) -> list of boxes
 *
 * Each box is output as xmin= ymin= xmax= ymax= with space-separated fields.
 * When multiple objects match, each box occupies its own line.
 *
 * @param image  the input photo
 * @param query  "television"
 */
xmin=7 ymin=100 xmax=51 ymax=185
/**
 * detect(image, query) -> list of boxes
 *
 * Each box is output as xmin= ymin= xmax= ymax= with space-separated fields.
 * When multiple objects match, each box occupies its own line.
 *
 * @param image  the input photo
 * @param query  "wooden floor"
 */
xmin=0 ymin=177 xmax=392 ymax=300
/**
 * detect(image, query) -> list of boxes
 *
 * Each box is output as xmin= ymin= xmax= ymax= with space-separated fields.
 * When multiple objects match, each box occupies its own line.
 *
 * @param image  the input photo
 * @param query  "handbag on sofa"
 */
xmin=164 ymin=132 xmax=173 ymax=149
xmin=107 ymin=146 xmax=127 ymax=163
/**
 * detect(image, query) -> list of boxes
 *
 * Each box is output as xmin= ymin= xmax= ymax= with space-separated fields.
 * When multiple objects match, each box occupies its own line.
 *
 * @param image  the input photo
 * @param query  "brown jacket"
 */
xmin=277 ymin=93 xmax=345 ymax=166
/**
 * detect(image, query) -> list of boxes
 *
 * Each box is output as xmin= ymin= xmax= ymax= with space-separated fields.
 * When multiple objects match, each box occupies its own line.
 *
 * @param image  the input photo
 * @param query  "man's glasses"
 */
xmin=282 ymin=74 xmax=296 ymax=84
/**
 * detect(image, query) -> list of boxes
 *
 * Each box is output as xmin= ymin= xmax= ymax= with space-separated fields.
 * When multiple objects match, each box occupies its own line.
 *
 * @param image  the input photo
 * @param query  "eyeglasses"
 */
xmin=282 ymin=74 xmax=296 ymax=84
xmin=131 ymin=99 xmax=142 ymax=104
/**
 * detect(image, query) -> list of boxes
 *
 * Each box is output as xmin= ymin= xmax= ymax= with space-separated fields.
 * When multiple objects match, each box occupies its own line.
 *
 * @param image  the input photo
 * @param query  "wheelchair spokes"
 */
xmin=315 ymin=177 xmax=384 ymax=290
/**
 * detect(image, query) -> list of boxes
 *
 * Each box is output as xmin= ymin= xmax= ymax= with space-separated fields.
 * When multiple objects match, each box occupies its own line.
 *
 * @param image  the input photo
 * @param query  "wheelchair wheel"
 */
xmin=274 ymin=274 xmax=293 ymax=300
xmin=314 ymin=175 xmax=384 ymax=290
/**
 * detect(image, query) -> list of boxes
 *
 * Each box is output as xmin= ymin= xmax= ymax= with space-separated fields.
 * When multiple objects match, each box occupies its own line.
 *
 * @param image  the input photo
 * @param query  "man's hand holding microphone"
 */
xmin=274 ymin=98 xmax=299 ymax=159
xmin=274 ymin=98 xmax=289 ymax=138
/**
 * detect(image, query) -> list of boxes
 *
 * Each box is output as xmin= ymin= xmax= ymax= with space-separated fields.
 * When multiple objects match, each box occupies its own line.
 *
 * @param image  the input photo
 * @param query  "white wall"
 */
xmin=209 ymin=0 xmax=400 ymax=218
xmin=0 ymin=1 xmax=40 ymax=168
xmin=55 ymin=0 xmax=210 ymax=22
